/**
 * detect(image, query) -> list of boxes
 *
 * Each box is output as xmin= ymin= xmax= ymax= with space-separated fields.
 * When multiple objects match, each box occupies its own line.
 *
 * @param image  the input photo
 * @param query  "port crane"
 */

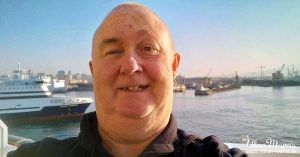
xmin=205 ymin=68 xmax=213 ymax=78
xmin=256 ymin=65 xmax=265 ymax=80
xmin=201 ymin=68 xmax=213 ymax=88
xmin=272 ymin=64 xmax=285 ymax=80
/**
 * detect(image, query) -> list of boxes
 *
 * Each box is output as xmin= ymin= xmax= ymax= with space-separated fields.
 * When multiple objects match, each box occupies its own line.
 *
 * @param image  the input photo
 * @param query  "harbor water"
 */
xmin=7 ymin=86 xmax=300 ymax=145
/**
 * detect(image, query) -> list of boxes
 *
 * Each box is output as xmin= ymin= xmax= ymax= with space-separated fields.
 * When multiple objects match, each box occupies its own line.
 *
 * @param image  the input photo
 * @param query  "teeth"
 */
xmin=122 ymin=85 xmax=147 ymax=91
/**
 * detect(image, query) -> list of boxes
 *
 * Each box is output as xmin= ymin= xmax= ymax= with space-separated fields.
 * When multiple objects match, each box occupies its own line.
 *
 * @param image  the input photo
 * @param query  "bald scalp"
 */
xmin=92 ymin=3 xmax=175 ymax=58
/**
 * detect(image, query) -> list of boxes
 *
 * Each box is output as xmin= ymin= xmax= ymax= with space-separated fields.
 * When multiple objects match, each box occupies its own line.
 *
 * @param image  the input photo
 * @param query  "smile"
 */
xmin=119 ymin=85 xmax=149 ymax=92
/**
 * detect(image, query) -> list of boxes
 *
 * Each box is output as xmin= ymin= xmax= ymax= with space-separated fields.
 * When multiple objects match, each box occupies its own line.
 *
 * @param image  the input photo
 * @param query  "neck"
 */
xmin=100 ymin=126 xmax=162 ymax=157
xmin=98 ymin=113 xmax=170 ymax=157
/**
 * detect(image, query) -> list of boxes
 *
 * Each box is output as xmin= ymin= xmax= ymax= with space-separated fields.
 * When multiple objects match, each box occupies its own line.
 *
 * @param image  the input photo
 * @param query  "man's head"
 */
xmin=89 ymin=3 xmax=180 ymax=142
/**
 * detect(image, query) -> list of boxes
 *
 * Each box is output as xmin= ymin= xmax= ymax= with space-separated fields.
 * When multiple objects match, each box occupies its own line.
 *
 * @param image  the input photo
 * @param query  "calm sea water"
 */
xmin=7 ymin=86 xmax=300 ymax=145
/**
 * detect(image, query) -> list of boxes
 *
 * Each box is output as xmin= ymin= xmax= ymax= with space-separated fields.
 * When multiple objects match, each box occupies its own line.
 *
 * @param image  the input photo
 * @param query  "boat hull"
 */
xmin=0 ymin=103 xmax=90 ymax=120
xmin=195 ymin=89 xmax=214 ymax=95
xmin=213 ymin=84 xmax=241 ymax=93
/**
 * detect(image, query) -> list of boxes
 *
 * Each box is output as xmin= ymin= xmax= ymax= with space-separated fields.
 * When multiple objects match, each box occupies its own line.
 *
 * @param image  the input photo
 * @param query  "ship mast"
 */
xmin=17 ymin=63 xmax=21 ymax=79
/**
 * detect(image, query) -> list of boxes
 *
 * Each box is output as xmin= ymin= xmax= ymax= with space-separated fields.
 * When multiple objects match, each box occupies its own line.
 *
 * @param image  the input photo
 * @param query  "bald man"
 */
xmin=8 ymin=3 xmax=246 ymax=157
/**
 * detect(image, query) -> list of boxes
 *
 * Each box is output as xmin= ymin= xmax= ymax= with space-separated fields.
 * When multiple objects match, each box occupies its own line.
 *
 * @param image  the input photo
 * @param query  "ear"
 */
xmin=89 ymin=60 xmax=94 ymax=76
xmin=172 ymin=53 xmax=180 ymax=76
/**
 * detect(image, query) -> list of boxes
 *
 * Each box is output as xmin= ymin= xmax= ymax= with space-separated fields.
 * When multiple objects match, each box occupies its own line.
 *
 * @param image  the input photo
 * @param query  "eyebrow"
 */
xmin=100 ymin=38 xmax=119 ymax=44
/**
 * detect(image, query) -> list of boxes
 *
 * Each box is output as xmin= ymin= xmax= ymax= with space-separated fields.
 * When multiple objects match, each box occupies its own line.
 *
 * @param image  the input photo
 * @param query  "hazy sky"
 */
xmin=1 ymin=0 xmax=300 ymax=77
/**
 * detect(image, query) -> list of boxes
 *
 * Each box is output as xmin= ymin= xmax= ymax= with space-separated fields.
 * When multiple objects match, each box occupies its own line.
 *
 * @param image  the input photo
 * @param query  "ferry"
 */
xmin=48 ymin=79 xmax=67 ymax=93
xmin=0 ymin=78 xmax=93 ymax=121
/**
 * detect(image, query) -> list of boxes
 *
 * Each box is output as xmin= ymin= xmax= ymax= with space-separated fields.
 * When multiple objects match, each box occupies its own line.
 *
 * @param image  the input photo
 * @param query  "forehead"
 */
xmin=96 ymin=8 xmax=167 ymax=40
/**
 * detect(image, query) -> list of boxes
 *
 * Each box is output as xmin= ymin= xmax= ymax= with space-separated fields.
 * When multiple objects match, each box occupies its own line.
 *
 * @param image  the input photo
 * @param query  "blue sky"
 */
xmin=1 ymin=0 xmax=300 ymax=77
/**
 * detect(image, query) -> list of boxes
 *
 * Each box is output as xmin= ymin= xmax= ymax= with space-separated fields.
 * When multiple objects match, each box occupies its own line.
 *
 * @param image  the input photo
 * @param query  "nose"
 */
xmin=120 ymin=56 xmax=143 ymax=75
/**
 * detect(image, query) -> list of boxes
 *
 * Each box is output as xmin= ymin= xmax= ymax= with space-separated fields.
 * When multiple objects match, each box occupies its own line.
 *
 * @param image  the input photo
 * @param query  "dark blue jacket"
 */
xmin=8 ymin=112 xmax=247 ymax=157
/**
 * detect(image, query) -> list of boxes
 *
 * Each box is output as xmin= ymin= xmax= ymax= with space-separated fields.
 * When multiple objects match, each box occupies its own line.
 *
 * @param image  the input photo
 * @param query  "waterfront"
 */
xmin=7 ymin=86 xmax=300 ymax=145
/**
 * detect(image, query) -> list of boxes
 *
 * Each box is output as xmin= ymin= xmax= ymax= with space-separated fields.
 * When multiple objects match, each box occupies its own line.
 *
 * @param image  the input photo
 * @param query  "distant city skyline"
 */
xmin=1 ymin=0 xmax=300 ymax=77
xmin=0 ymin=66 xmax=91 ymax=78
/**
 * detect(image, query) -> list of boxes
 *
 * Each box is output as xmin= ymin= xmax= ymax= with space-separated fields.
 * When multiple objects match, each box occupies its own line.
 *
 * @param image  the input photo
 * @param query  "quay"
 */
xmin=242 ymin=79 xmax=300 ymax=87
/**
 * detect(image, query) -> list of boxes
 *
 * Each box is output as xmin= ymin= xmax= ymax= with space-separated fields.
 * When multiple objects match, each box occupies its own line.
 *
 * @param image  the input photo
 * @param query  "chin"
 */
xmin=117 ymin=103 xmax=155 ymax=119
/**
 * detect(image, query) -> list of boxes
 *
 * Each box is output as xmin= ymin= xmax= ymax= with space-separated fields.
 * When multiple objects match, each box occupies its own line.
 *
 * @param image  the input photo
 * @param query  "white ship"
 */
xmin=0 ymin=79 xmax=93 ymax=120
xmin=0 ymin=76 xmax=93 ymax=120
xmin=48 ymin=79 xmax=68 ymax=93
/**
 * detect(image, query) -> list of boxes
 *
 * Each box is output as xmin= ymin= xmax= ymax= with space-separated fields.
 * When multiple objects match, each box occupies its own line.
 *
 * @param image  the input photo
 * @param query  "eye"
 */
xmin=104 ymin=49 xmax=121 ymax=56
xmin=143 ymin=46 xmax=152 ymax=51
xmin=141 ymin=43 xmax=160 ymax=56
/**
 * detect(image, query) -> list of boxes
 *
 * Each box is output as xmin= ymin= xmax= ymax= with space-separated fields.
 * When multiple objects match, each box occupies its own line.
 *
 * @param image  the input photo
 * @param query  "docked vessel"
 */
xmin=212 ymin=84 xmax=241 ymax=93
xmin=73 ymin=83 xmax=93 ymax=91
xmin=195 ymin=84 xmax=214 ymax=95
xmin=48 ymin=79 xmax=67 ymax=93
xmin=173 ymin=84 xmax=186 ymax=93
xmin=195 ymin=83 xmax=241 ymax=96
xmin=0 ymin=78 xmax=93 ymax=121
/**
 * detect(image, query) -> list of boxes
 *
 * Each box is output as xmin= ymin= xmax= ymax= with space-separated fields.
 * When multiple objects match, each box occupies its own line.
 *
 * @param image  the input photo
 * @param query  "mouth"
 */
xmin=118 ymin=85 xmax=150 ymax=92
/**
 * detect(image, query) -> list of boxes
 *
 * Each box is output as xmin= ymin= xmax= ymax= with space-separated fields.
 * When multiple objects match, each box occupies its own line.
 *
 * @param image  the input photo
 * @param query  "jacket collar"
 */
xmin=79 ymin=112 xmax=112 ymax=156
xmin=140 ymin=115 xmax=177 ymax=156
xmin=79 ymin=112 xmax=177 ymax=156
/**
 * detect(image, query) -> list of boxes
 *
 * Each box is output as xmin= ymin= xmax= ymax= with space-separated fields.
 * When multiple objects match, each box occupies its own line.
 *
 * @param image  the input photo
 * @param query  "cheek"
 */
xmin=93 ymin=60 xmax=119 ymax=84
xmin=144 ymin=58 xmax=173 ymax=92
xmin=92 ymin=61 xmax=120 ymax=112
xmin=148 ymin=56 xmax=173 ymax=80
xmin=92 ymin=61 xmax=119 ymax=101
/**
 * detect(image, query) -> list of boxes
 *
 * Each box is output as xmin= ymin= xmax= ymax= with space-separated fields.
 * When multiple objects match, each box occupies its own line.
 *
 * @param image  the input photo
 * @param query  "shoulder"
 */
xmin=7 ymin=137 xmax=81 ymax=157
xmin=175 ymin=129 xmax=247 ymax=157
